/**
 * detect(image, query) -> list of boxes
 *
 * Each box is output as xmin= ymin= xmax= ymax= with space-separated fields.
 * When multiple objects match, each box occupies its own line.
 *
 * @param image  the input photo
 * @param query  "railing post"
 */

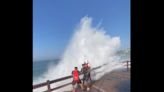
xmin=47 ymin=80 xmax=51 ymax=92
xmin=127 ymin=61 xmax=129 ymax=71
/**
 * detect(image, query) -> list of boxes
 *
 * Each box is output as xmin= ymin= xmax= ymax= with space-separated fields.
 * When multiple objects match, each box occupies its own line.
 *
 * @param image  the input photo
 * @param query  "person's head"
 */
xmin=74 ymin=67 xmax=78 ymax=70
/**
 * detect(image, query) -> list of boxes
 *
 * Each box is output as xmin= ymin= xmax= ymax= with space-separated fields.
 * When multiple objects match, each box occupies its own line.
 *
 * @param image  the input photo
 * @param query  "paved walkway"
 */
xmin=75 ymin=69 xmax=130 ymax=92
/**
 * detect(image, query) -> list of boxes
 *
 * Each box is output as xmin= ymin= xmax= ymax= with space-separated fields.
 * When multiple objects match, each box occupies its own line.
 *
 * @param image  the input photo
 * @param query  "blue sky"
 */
xmin=33 ymin=0 xmax=130 ymax=61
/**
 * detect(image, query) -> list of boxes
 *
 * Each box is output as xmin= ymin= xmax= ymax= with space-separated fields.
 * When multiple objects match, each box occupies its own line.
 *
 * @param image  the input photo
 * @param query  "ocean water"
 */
xmin=33 ymin=59 xmax=60 ymax=81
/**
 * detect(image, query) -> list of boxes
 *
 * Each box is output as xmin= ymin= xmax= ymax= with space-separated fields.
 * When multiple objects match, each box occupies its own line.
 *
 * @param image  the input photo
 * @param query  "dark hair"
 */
xmin=75 ymin=67 xmax=78 ymax=69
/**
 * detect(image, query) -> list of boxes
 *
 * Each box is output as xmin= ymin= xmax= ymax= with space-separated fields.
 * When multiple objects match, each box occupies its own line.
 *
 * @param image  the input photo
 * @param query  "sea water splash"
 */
xmin=33 ymin=16 xmax=124 ymax=92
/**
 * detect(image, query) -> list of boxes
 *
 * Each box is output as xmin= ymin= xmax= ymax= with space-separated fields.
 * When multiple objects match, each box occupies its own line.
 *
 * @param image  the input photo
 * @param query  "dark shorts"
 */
xmin=72 ymin=79 xmax=82 ymax=85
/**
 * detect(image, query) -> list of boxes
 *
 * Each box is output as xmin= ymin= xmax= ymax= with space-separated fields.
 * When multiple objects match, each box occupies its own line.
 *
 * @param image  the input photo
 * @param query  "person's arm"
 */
xmin=78 ymin=70 xmax=82 ymax=75
xmin=81 ymin=68 xmax=84 ymax=74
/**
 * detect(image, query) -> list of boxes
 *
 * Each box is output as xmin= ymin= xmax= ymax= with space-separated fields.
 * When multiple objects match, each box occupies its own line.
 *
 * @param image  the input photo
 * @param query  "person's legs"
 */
xmin=72 ymin=80 xmax=76 ymax=92
xmin=72 ymin=85 xmax=75 ymax=92
xmin=79 ymin=83 xmax=84 ymax=90
xmin=78 ymin=80 xmax=84 ymax=90
xmin=86 ymin=78 xmax=91 ymax=91
xmin=82 ymin=77 xmax=84 ymax=85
